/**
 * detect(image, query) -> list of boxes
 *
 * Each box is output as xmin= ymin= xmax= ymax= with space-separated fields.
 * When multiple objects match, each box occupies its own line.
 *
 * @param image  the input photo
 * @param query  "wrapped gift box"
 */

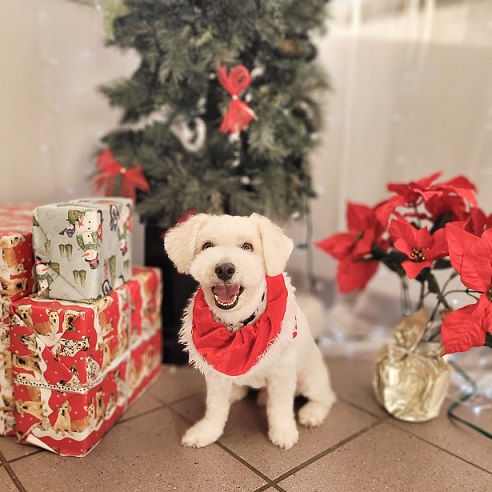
xmin=32 ymin=198 xmax=133 ymax=303
xmin=9 ymin=266 xmax=162 ymax=456
xmin=1 ymin=204 xmax=38 ymax=436
xmin=13 ymin=332 xmax=161 ymax=457
xmin=0 ymin=205 xmax=36 ymax=302
xmin=1 ymin=297 xmax=15 ymax=436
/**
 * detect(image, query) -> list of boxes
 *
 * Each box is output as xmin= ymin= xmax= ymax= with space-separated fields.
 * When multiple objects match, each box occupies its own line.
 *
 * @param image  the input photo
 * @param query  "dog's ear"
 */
xmin=250 ymin=213 xmax=294 ymax=276
xmin=164 ymin=214 xmax=209 ymax=274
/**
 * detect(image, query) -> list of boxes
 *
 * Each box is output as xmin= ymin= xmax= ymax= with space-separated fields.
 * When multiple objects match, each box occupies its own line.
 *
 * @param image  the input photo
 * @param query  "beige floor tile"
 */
xmin=172 ymin=393 xmax=379 ymax=480
xmin=325 ymin=355 xmax=388 ymax=418
xmin=10 ymin=407 xmax=266 ymax=492
xmin=117 ymin=391 xmax=164 ymax=423
xmin=0 ymin=467 xmax=18 ymax=491
xmin=0 ymin=435 xmax=41 ymax=462
xmin=278 ymin=422 xmax=492 ymax=491
xmin=391 ymin=397 xmax=492 ymax=472
xmin=148 ymin=364 xmax=206 ymax=404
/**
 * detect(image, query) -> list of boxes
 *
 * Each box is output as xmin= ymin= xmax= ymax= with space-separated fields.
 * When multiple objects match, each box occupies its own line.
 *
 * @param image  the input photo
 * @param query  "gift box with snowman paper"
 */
xmin=32 ymin=198 xmax=133 ymax=303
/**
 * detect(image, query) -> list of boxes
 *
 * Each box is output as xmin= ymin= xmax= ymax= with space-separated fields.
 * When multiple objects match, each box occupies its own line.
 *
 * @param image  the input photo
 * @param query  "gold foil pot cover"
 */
xmin=372 ymin=309 xmax=451 ymax=422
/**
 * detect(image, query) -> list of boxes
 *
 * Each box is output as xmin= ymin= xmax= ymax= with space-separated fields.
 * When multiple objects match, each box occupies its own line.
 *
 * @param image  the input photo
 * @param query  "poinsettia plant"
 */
xmin=316 ymin=172 xmax=492 ymax=355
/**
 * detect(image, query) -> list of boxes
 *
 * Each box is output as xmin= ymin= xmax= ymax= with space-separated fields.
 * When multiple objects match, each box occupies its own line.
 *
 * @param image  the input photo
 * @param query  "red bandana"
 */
xmin=192 ymin=274 xmax=289 ymax=376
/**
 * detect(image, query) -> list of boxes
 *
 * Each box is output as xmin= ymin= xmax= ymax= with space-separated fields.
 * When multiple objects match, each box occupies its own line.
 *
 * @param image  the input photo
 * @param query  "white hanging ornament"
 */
xmin=171 ymin=117 xmax=207 ymax=153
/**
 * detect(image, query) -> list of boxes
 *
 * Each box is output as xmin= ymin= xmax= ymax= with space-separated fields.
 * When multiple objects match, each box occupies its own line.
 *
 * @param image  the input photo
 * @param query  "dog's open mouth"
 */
xmin=212 ymin=284 xmax=244 ymax=310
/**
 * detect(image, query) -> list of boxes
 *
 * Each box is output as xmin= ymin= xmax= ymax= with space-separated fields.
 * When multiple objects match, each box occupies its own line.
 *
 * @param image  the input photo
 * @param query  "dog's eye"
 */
xmin=241 ymin=242 xmax=253 ymax=252
xmin=202 ymin=242 xmax=214 ymax=250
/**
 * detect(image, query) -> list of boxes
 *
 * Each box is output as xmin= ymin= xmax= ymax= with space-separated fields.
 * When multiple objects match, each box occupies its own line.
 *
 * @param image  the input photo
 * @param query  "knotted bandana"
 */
xmin=191 ymin=274 xmax=291 ymax=376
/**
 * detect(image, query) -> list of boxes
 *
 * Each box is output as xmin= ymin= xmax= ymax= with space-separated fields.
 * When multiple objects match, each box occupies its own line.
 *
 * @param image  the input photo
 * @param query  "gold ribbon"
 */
xmin=373 ymin=308 xmax=451 ymax=422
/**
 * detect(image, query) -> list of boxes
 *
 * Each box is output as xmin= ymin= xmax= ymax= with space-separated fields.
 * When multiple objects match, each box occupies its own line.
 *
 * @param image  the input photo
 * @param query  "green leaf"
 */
xmin=427 ymin=272 xmax=440 ymax=294
xmin=430 ymin=211 xmax=453 ymax=234
xmin=433 ymin=259 xmax=452 ymax=270
xmin=484 ymin=332 xmax=492 ymax=349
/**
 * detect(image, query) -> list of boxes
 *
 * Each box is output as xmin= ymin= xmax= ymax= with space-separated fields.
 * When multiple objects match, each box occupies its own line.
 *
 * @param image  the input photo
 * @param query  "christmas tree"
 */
xmin=96 ymin=0 xmax=330 ymax=228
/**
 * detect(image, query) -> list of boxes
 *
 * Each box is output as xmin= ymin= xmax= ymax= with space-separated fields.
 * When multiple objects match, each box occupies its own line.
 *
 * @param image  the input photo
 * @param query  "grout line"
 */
xmin=0 ymin=443 xmax=43 ymax=466
xmin=336 ymin=395 xmax=389 ymax=420
xmin=215 ymin=441 xmax=275 ymax=485
xmin=115 ymin=404 xmax=169 ymax=426
xmin=150 ymin=390 xmax=205 ymax=408
xmin=273 ymin=484 xmax=288 ymax=492
xmin=253 ymin=482 xmax=288 ymax=492
xmin=166 ymin=405 xmax=278 ymax=487
xmin=116 ymin=391 xmax=205 ymax=426
xmin=252 ymin=483 xmax=287 ymax=492
xmin=167 ymin=394 xmax=386 ymax=489
xmin=268 ymin=419 xmax=385 ymax=486
xmin=387 ymin=420 xmax=492 ymax=477
xmin=2 ymin=462 xmax=27 ymax=492
xmin=7 ymin=449 xmax=44 ymax=465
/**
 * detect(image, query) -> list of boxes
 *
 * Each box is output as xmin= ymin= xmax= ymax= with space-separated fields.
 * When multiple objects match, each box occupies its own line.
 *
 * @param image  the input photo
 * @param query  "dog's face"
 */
xmin=59 ymin=400 xmax=71 ymax=417
xmin=17 ymin=305 xmax=33 ymax=322
xmin=164 ymin=213 xmax=293 ymax=323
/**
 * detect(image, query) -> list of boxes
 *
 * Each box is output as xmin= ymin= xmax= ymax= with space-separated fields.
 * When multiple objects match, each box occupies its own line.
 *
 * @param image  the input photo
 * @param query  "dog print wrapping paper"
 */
xmin=9 ymin=266 xmax=162 ymax=456
xmin=32 ymin=198 xmax=133 ymax=303
xmin=0 ymin=204 xmax=37 ymax=302
xmin=0 ymin=204 xmax=38 ymax=436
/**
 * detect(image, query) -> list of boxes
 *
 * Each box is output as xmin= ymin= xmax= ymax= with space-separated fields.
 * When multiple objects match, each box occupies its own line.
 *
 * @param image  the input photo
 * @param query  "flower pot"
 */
xmin=373 ymin=341 xmax=451 ymax=422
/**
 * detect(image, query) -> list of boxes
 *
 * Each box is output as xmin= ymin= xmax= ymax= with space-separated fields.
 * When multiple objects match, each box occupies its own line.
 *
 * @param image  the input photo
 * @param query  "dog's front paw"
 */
xmin=298 ymin=401 xmax=330 ymax=428
xmin=268 ymin=422 xmax=299 ymax=450
xmin=181 ymin=420 xmax=223 ymax=448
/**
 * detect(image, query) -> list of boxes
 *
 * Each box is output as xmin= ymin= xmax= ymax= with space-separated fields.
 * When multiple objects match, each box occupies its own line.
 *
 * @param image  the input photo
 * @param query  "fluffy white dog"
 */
xmin=164 ymin=213 xmax=335 ymax=450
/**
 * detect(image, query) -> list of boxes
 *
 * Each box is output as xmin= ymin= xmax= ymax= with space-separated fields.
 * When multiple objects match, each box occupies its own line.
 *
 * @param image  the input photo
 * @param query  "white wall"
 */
xmin=2 ymin=0 xmax=492 ymax=298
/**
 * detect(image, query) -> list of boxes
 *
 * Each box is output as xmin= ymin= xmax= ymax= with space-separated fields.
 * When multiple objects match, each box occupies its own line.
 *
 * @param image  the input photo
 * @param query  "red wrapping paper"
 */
xmin=1 ymin=203 xmax=38 ymax=436
xmin=0 ymin=204 xmax=37 ymax=302
xmin=10 ymin=266 xmax=162 ymax=456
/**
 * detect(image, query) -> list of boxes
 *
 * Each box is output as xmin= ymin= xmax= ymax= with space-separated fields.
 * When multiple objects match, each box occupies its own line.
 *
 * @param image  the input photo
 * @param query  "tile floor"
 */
xmin=1 ymin=353 xmax=491 ymax=492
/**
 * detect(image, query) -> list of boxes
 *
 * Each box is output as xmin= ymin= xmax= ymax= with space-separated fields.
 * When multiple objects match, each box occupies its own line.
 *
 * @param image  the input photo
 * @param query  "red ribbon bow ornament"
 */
xmin=93 ymin=150 xmax=150 ymax=203
xmin=217 ymin=64 xmax=256 ymax=134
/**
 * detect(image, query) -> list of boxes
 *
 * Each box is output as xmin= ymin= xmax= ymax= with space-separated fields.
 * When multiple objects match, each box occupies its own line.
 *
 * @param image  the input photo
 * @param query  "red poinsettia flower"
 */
xmin=440 ymin=297 xmax=492 ymax=355
xmin=388 ymin=218 xmax=448 ymax=279
xmin=387 ymin=171 xmax=443 ymax=206
xmin=462 ymin=207 xmax=492 ymax=236
xmin=440 ymin=224 xmax=492 ymax=354
xmin=387 ymin=172 xmax=477 ymax=208
xmin=316 ymin=202 xmax=385 ymax=292
xmin=424 ymin=194 xmax=469 ymax=224
xmin=430 ymin=174 xmax=477 ymax=207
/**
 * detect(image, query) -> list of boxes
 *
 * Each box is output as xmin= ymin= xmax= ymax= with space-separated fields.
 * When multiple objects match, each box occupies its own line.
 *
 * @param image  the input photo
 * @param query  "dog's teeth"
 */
xmin=214 ymin=294 xmax=238 ymax=307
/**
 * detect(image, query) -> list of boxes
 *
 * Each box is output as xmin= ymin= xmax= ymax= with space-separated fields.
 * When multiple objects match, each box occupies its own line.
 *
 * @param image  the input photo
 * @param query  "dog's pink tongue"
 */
xmin=214 ymin=284 xmax=240 ymax=303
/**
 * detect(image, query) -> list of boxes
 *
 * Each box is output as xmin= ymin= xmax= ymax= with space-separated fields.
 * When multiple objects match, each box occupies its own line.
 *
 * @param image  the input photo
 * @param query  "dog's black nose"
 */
xmin=215 ymin=262 xmax=235 ymax=281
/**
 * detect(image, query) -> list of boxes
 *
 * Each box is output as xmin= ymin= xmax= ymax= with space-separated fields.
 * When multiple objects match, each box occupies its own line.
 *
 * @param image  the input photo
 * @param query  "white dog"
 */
xmin=164 ymin=213 xmax=335 ymax=450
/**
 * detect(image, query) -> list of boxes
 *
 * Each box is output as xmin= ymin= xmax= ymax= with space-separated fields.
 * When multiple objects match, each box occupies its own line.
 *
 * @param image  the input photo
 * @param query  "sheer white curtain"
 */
xmin=288 ymin=0 xmax=492 ymax=301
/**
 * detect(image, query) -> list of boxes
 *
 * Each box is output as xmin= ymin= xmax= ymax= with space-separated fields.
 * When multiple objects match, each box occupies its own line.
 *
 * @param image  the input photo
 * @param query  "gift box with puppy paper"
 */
xmin=1 ymin=297 xmax=16 ymax=436
xmin=1 ymin=204 xmax=38 ymax=436
xmin=9 ymin=266 xmax=162 ymax=456
xmin=0 ymin=204 xmax=37 ymax=302
xmin=32 ymin=198 xmax=133 ymax=303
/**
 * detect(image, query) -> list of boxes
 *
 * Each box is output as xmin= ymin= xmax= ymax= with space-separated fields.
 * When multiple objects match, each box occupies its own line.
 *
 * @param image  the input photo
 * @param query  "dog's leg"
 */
xmin=182 ymin=378 xmax=232 ymax=448
xmin=229 ymin=384 xmax=248 ymax=404
xmin=298 ymin=345 xmax=336 ymax=428
xmin=265 ymin=362 xmax=299 ymax=450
